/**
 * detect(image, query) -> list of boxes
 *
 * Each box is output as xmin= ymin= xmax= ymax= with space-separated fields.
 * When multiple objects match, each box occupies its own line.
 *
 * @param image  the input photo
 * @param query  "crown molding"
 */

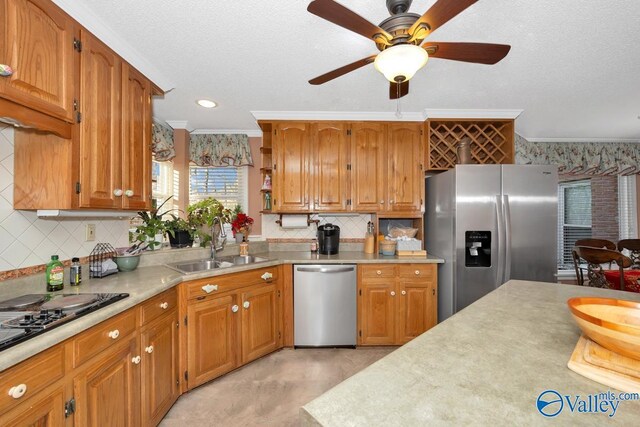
xmin=523 ymin=137 xmax=640 ymax=143
xmin=50 ymin=0 xmax=174 ymax=91
xmin=190 ymin=129 xmax=263 ymax=137
xmin=250 ymin=111 xmax=425 ymax=122
xmin=165 ymin=120 xmax=190 ymax=130
xmin=423 ymin=109 xmax=524 ymax=119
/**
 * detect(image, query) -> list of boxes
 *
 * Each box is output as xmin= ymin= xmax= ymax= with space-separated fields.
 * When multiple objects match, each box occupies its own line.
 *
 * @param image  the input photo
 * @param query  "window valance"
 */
xmin=151 ymin=121 xmax=176 ymax=161
xmin=189 ymin=134 xmax=254 ymax=167
xmin=516 ymin=134 xmax=640 ymax=175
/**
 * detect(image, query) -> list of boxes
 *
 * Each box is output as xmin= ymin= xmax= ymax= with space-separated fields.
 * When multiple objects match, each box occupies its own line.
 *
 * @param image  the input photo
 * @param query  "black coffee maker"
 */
xmin=317 ymin=223 xmax=340 ymax=255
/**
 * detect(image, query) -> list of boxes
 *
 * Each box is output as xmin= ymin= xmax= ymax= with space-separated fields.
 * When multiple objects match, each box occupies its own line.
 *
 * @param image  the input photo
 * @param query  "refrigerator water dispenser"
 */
xmin=465 ymin=231 xmax=491 ymax=267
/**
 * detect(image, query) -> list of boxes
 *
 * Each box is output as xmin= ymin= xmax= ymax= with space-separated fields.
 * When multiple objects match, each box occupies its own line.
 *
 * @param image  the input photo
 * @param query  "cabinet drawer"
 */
xmin=398 ymin=264 xmax=436 ymax=279
xmin=360 ymin=265 xmax=396 ymax=278
xmin=185 ymin=266 xmax=279 ymax=300
xmin=0 ymin=345 xmax=64 ymax=413
xmin=72 ymin=309 xmax=137 ymax=367
xmin=140 ymin=288 xmax=177 ymax=326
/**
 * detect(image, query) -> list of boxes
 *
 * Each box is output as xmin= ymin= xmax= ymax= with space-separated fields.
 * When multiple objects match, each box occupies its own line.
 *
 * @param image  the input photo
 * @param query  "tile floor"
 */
xmin=160 ymin=347 xmax=395 ymax=426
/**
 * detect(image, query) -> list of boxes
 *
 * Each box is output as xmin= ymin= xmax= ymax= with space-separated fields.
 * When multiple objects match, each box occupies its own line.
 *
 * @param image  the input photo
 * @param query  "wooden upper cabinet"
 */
xmin=122 ymin=64 xmax=152 ymax=210
xmin=273 ymin=122 xmax=310 ymax=212
xmin=313 ymin=122 xmax=349 ymax=211
xmin=386 ymin=123 xmax=423 ymax=213
xmin=78 ymin=30 xmax=122 ymax=209
xmin=351 ymin=122 xmax=386 ymax=212
xmin=0 ymin=0 xmax=77 ymax=123
xmin=240 ymin=283 xmax=279 ymax=364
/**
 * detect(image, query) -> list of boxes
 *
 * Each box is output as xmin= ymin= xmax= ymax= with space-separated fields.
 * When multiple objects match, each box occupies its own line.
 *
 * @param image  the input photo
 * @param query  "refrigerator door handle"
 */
xmin=503 ymin=195 xmax=512 ymax=283
xmin=495 ymin=195 xmax=505 ymax=288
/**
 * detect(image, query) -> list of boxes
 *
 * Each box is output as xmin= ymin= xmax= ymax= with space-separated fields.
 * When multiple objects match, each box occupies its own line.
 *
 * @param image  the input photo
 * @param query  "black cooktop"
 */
xmin=0 ymin=292 xmax=129 ymax=351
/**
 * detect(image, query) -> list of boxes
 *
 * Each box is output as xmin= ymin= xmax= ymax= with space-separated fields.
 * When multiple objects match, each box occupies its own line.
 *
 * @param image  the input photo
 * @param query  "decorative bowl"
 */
xmin=567 ymin=297 xmax=640 ymax=360
xmin=113 ymin=255 xmax=141 ymax=272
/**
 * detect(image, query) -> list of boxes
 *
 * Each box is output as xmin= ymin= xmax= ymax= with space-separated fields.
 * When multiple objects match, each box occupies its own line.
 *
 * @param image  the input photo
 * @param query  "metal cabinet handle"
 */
xmin=261 ymin=272 xmax=273 ymax=281
xmin=113 ymin=188 xmax=123 ymax=197
xmin=145 ymin=346 xmax=154 ymax=354
xmin=401 ymin=290 xmax=406 ymax=295
xmin=0 ymin=64 xmax=14 ymax=77
xmin=160 ymin=302 xmax=169 ymax=309
xmin=132 ymin=356 xmax=141 ymax=365
xmin=202 ymin=284 xmax=218 ymax=293
xmin=390 ymin=291 xmax=396 ymax=296
xmin=8 ymin=384 xmax=27 ymax=399
xmin=243 ymin=301 xmax=250 ymax=309
xmin=231 ymin=304 xmax=239 ymax=313
xmin=108 ymin=329 xmax=120 ymax=339
xmin=125 ymin=189 xmax=134 ymax=197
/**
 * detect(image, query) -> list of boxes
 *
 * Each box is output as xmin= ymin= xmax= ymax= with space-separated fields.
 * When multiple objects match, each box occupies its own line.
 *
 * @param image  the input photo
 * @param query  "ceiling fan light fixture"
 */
xmin=196 ymin=99 xmax=217 ymax=109
xmin=374 ymin=44 xmax=428 ymax=82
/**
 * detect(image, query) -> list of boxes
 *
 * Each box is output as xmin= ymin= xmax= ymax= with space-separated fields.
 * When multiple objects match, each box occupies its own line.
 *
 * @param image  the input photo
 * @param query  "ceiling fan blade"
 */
xmin=308 ymin=0 xmax=392 ymax=45
xmin=390 ymin=81 xmax=409 ymax=99
xmin=309 ymin=55 xmax=377 ymax=85
xmin=423 ymin=42 xmax=511 ymax=64
xmin=409 ymin=0 xmax=478 ymax=40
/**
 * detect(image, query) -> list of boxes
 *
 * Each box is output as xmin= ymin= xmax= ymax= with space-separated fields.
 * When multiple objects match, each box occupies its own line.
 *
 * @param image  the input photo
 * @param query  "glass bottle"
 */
xmin=46 ymin=255 xmax=64 ymax=292
xmin=70 ymin=257 xmax=82 ymax=286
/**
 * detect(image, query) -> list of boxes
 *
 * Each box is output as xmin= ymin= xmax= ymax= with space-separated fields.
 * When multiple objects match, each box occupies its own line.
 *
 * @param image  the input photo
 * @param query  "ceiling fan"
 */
xmin=307 ymin=0 xmax=511 ymax=99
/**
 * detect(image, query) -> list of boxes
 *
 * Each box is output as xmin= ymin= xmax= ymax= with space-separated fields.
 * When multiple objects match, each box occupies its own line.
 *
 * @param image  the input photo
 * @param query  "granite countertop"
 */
xmin=301 ymin=280 xmax=640 ymax=426
xmin=0 ymin=251 xmax=443 ymax=371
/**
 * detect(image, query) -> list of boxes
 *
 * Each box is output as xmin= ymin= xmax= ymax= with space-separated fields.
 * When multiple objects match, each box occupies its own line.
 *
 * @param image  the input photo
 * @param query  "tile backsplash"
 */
xmin=262 ymin=213 xmax=371 ymax=240
xmin=0 ymin=125 xmax=130 ymax=272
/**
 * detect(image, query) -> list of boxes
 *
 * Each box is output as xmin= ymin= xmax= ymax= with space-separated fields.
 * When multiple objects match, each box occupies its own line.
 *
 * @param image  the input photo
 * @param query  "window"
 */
xmin=151 ymin=160 xmax=175 ymax=214
xmin=558 ymin=180 xmax=592 ymax=269
xmin=618 ymin=175 xmax=638 ymax=240
xmin=189 ymin=166 xmax=248 ymax=211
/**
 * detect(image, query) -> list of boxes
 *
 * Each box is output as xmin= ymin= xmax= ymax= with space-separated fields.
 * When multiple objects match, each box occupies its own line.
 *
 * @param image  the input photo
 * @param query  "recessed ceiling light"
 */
xmin=196 ymin=99 xmax=217 ymax=109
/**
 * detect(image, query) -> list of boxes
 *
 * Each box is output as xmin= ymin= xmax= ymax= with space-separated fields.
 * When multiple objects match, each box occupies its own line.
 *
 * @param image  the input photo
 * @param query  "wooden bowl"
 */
xmin=567 ymin=297 xmax=640 ymax=360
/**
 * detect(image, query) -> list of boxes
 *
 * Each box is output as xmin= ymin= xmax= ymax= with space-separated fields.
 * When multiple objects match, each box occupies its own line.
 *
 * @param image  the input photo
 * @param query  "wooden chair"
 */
xmin=617 ymin=239 xmax=640 ymax=269
xmin=572 ymin=246 xmax=632 ymax=291
xmin=575 ymin=238 xmax=616 ymax=250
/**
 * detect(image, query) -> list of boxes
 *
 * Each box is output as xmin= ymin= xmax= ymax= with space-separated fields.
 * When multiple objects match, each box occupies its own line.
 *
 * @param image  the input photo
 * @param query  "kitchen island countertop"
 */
xmin=0 ymin=251 xmax=443 ymax=371
xmin=301 ymin=280 xmax=640 ymax=426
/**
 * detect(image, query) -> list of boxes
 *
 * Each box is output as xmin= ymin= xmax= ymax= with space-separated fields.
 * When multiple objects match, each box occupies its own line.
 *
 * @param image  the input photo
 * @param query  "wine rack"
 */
xmin=426 ymin=119 xmax=515 ymax=171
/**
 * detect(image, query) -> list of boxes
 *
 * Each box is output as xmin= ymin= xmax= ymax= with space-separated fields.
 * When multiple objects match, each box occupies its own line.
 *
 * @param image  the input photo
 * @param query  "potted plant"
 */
xmin=164 ymin=215 xmax=196 ymax=248
xmin=231 ymin=209 xmax=254 ymax=243
xmin=134 ymin=197 xmax=173 ymax=250
xmin=187 ymin=198 xmax=231 ymax=247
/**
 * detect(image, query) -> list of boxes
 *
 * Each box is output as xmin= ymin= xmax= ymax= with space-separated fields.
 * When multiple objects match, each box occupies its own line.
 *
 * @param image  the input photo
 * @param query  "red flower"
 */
xmin=231 ymin=213 xmax=254 ymax=233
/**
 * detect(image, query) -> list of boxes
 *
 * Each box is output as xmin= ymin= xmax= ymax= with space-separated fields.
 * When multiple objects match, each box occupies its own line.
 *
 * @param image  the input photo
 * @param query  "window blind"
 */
xmin=151 ymin=160 xmax=175 ymax=214
xmin=558 ymin=180 xmax=592 ymax=269
xmin=618 ymin=175 xmax=638 ymax=240
xmin=189 ymin=166 xmax=248 ymax=211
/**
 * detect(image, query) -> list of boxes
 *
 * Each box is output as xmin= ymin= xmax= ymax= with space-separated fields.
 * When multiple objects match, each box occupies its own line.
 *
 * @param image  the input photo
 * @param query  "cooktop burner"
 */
xmin=0 ymin=292 xmax=129 ymax=351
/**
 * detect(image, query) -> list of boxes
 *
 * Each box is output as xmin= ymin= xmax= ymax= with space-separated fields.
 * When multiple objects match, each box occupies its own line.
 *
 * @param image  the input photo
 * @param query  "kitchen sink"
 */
xmin=166 ymin=255 xmax=270 ymax=274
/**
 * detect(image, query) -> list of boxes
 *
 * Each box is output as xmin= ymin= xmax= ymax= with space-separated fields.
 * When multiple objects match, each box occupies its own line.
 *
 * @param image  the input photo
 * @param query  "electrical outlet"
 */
xmin=85 ymin=224 xmax=96 ymax=241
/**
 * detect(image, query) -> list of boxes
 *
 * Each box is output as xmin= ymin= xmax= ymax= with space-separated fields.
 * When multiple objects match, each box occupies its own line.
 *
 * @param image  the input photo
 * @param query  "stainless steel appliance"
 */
xmin=425 ymin=165 xmax=558 ymax=322
xmin=317 ymin=224 xmax=340 ymax=255
xmin=0 ymin=293 xmax=129 ymax=351
xmin=293 ymin=264 xmax=356 ymax=346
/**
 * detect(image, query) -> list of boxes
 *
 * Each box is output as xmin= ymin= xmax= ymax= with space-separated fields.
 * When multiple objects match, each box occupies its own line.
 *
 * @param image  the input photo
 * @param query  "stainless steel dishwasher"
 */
xmin=293 ymin=264 xmax=357 ymax=347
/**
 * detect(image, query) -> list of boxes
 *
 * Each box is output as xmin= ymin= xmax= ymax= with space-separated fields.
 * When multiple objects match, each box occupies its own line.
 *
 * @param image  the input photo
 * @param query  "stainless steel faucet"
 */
xmin=210 ymin=216 xmax=227 ymax=260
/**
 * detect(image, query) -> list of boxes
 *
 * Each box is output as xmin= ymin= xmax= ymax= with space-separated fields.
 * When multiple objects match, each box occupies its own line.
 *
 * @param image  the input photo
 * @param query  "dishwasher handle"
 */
xmin=295 ymin=266 xmax=355 ymax=274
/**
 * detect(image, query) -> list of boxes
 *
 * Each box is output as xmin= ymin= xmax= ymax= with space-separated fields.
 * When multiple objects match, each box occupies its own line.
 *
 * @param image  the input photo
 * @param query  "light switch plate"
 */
xmin=85 ymin=224 xmax=96 ymax=241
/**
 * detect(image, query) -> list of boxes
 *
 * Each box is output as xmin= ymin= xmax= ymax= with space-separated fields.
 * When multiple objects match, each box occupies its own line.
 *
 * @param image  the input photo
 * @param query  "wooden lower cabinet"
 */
xmin=358 ymin=264 xmax=437 ymax=345
xmin=240 ymin=283 xmax=280 ymax=364
xmin=72 ymin=335 xmax=141 ymax=426
xmin=187 ymin=294 xmax=238 ymax=389
xmin=141 ymin=310 xmax=180 ymax=427
xmin=0 ymin=382 xmax=66 ymax=426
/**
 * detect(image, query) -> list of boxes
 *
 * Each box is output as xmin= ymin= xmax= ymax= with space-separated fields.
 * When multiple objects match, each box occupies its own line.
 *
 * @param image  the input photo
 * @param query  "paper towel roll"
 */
xmin=280 ymin=215 xmax=308 ymax=229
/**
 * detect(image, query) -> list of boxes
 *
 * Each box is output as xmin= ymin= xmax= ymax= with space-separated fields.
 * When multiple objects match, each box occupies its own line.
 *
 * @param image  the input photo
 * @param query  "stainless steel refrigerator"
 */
xmin=425 ymin=165 xmax=558 ymax=322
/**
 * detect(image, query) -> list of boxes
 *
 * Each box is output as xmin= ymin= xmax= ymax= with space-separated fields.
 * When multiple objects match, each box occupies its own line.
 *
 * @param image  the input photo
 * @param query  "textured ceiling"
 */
xmin=70 ymin=0 xmax=640 ymax=139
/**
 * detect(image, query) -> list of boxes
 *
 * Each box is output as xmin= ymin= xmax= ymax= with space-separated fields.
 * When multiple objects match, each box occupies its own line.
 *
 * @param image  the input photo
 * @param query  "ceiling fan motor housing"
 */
xmin=386 ymin=0 xmax=413 ymax=15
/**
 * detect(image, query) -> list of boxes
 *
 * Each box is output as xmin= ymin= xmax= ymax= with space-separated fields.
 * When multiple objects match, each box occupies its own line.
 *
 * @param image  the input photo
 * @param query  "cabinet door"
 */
xmin=240 ymin=283 xmax=279 ymax=364
xmin=313 ymin=122 xmax=349 ymax=211
xmin=396 ymin=279 xmax=437 ymax=344
xmin=0 ymin=0 xmax=77 ymax=122
xmin=121 ymin=64 xmax=152 ymax=210
xmin=141 ymin=311 xmax=179 ymax=427
xmin=351 ymin=122 xmax=386 ymax=212
xmin=187 ymin=295 xmax=238 ymax=389
xmin=78 ymin=30 xmax=122 ymax=209
xmin=359 ymin=280 xmax=395 ymax=345
xmin=273 ymin=122 xmax=310 ymax=212
xmin=387 ymin=123 xmax=423 ymax=213
xmin=0 ymin=383 xmax=66 ymax=426
xmin=73 ymin=336 xmax=140 ymax=426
